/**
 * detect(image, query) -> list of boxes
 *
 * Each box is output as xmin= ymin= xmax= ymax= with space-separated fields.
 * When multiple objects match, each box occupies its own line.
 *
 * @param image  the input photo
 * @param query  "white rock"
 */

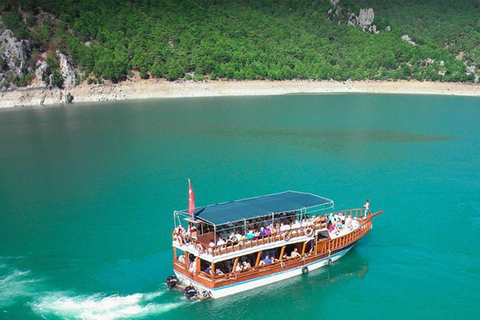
xmin=33 ymin=61 xmax=49 ymax=87
xmin=466 ymin=66 xmax=476 ymax=74
xmin=358 ymin=8 xmax=375 ymax=29
xmin=401 ymin=35 xmax=416 ymax=46
xmin=56 ymin=51 xmax=76 ymax=88
xmin=0 ymin=29 xmax=31 ymax=77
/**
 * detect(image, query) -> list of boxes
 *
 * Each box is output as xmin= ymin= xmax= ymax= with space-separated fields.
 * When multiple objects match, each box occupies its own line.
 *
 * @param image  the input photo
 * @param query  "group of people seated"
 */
xmin=174 ymin=211 xmax=358 ymax=257
xmin=327 ymin=212 xmax=355 ymax=235
xmin=177 ymin=254 xmax=197 ymax=273
xmin=210 ymin=215 xmax=325 ymax=248
xmin=201 ymin=246 xmax=306 ymax=277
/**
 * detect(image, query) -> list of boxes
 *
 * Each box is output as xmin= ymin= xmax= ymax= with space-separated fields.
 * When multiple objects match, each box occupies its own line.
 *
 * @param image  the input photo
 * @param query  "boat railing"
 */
xmin=208 ymin=217 xmax=373 ymax=283
xmin=175 ymin=215 xmax=374 ymax=283
xmin=172 ymin=208 xmax=369 ymax=258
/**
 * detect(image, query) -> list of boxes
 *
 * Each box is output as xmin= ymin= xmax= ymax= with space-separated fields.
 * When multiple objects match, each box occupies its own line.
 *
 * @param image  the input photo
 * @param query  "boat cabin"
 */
xmin=172 ymin=191 xmax=337 ymax=276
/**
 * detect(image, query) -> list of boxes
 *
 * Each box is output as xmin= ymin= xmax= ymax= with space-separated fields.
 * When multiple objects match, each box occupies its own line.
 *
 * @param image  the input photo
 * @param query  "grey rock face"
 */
xmin=347 ymin=8 xmax=378 ymax=34
xmin=0 ymin=29 xmax=31 ymax=77
xmin=401 ymin=35 xmax=416 ymax=46
xmin=466 ymin=66 xmax=476 ymax=74
xmin=34 ymin=61 xmax=49 ymax=87
xmin=56 ymin=51 xmax=76 ymax=88
xmin=358 ymin=8 xmax=374 ymax=29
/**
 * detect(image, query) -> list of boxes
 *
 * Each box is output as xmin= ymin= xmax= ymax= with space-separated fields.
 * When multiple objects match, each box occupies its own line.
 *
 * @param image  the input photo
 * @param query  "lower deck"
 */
xmin=172 ymin=214 xmax=374 ymax=298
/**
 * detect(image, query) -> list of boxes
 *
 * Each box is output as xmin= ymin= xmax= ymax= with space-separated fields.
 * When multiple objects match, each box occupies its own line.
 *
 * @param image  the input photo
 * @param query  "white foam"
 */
xmin=31 ymin=290 xmax=184 ymax=320
xmin=0 ymin=269 xmax=41 ymax=307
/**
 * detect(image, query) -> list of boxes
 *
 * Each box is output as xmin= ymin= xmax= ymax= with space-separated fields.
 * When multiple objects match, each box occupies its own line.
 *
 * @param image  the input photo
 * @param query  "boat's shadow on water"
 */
xmin=204 ymin=249 xmax=369 ymax=310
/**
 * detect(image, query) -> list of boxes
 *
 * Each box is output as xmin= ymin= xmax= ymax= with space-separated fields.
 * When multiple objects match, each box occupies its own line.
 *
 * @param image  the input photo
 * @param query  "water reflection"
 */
xmin=203 ymin=249 xmax=369 ymax=315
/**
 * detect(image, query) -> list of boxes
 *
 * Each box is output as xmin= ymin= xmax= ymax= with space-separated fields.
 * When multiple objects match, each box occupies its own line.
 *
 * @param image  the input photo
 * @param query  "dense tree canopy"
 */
xmin=0 ymin=0 xmax=476 ymax=85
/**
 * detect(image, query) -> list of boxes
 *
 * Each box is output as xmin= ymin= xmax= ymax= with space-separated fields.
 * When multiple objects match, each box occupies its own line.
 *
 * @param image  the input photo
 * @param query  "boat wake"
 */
xmin=0 ymin=268 xmax=43 ymax=308
xmin=30 ymin=289 xmax=186 ymax=320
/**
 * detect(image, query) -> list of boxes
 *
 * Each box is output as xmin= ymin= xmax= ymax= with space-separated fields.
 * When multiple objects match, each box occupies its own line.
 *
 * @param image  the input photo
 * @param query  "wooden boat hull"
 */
xmin=174 ymin=244 xmax=355 ymax=299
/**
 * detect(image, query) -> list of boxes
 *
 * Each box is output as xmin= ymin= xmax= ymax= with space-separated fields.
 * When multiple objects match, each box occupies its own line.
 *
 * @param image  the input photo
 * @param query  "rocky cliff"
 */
xmin=0 ymin=19 xmax=31 ymax=89
xmin=0 ymin=13 xmax=78 ymax=103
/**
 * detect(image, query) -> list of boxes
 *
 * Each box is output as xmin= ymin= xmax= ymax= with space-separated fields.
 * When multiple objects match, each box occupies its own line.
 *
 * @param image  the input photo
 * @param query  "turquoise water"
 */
xmin=0 ymin=94 xmax=479 ymax=319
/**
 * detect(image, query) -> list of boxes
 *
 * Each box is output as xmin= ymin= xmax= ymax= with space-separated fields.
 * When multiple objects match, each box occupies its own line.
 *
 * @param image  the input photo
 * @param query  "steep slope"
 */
xmin=0 ymin=0 xmax=476 ymax=92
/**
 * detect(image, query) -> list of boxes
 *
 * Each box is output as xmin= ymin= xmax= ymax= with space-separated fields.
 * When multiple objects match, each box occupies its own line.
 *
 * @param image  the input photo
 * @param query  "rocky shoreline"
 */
xmin=1 ymin=79 xmax=479 ymax=108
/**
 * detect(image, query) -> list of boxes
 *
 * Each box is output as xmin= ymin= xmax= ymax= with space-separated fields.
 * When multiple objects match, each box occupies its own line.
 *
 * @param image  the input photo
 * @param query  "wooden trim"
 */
xmin=196 ymin=256 xmax=200 ymax=275
xmin=232 ymin=257 xmax=239 ymax=272
xmin=255 ymin=251 xmax=263 ymax=267
xmin=371 ymin=210 xmax=385 ymax=217
xmin=301 ymin=241 xmax=307 ymax=255
xmin=172 ymin=211 xmax=377 ymax=291
xmin=279 ymin=245 xmax=286 ymax=261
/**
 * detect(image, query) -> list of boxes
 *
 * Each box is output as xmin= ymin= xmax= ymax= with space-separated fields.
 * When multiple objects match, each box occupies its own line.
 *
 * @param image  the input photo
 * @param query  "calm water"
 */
xmin=0 ymin=94 xmax=479 ymax=319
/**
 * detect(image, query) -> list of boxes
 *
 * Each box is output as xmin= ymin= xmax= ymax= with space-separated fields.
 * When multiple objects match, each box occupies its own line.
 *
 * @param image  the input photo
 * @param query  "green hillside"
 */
xmin=0 ymin=0 xmax=478 ymax=88
xmin=355 ymin=0 xmax=480 ymax=66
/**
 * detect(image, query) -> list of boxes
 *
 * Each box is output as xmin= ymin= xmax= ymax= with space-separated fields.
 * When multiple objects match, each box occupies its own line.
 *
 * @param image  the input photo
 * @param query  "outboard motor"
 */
xmin=166 ymin=275 xmax=178 ymax=289
xmin=184 ymin=286 xmax=197 ymax=299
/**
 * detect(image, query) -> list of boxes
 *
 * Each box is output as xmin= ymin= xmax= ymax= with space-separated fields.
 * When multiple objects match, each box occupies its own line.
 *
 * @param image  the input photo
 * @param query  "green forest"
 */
xmin=1 ymin=0 xmax=479 ymax=86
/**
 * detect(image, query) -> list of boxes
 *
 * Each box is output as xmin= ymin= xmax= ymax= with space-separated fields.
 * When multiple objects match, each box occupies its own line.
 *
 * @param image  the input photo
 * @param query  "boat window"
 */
xmin=304 ymin=239 xmax=315 ymax=254
xmin=200 ymin=260 xmax=212 ymax=277
xmin=317 ymin=231 xmax=329 ymax=241
xmin=176 ymin=249 xmax=186 ymax=265
xmin=283 ymin=244 xmax=302 ymax=259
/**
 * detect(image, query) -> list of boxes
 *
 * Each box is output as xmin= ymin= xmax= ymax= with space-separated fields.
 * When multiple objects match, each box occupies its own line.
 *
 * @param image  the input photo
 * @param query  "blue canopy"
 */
xmin=179 ymin=191 xmax=334 ymax=226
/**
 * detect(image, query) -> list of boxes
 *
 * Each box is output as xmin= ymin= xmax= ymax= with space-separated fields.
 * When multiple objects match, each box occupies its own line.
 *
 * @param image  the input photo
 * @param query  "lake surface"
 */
xmin=1 ymin=94 xmax=479 ymax=319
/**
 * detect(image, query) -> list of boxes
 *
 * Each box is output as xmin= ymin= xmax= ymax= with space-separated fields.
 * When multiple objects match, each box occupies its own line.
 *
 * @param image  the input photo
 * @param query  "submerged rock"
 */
xmin=65 ymin=92 xmax=74 ymax=103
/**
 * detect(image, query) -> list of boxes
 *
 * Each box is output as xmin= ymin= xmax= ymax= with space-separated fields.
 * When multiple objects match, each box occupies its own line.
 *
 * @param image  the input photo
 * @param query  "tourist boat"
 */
xmin=167 ymin=190 xmax=383 ymax=299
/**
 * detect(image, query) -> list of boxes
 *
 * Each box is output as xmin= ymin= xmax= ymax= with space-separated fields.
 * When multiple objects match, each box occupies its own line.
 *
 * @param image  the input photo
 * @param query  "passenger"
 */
xmin=345 ymin=216 xmax=353 ymax=230
xmin=264 ymin=226 xmax=272 ymax=236
xmin=271 ymin=225 xmax=277 ymax=235
xmin=205 ymin=265 xmax=212 ymax=275
xmin=301 ymin=219 xmax=307 ymax=228
xmin=290 ymin=248 xmax=301 ymax=258
xmin=189 ymin=259 xmax=197 ymax=272
xmin=364 ymin=200 xmax=370 ymax=217
xmin=217 ymin=238 xmax=225 ymax=246
xmin=259 ymin=227 xmax=265 ymax=237
xmin=280 ymin=223 xmax=287 ymax=232
xmin=208 ymin=239 xmax=215 ymax=254
xmin=178 ymin=254 xmax=185 ymax=264
xmin=328 ymin=213 xmax=334 ymax=223
xmin=336 ymin=221 xmax=343 ymax=234
xmin=328 ymin=223 xmax=335 ymax=232
xmin=260 ymin=255 xmax=273 ymax=265
xmin=235 ymin=262 xmax=243 ymax=272
xmin=246 ymin=230 xmax=255 ymax=240
xmin=292 ymin=220 xmax=301 ymax=229
xmin=215 ymin=268 xmax=224 ymax=276
xmin=242 ymin=261 xmax=251 ymax=271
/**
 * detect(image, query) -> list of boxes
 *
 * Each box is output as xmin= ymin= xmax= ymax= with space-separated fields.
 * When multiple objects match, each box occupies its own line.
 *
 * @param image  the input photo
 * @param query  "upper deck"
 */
xmin=172 ymin=207 xmax=367 ymax=263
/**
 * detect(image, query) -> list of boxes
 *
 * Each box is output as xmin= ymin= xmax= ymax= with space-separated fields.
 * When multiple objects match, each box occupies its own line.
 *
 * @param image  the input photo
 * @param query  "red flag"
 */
xmin=188 ymin=179 xmax=195 ymax=216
